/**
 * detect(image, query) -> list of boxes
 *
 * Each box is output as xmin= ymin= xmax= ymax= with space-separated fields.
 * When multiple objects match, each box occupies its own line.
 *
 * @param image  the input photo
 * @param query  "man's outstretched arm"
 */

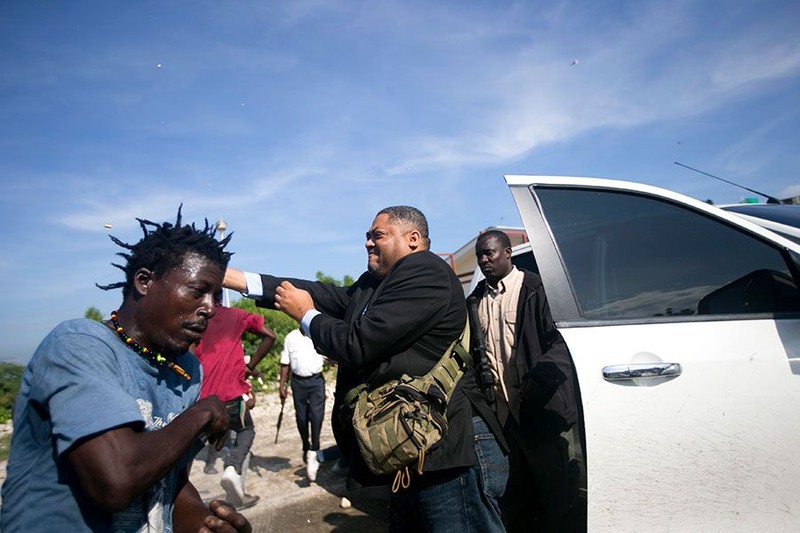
xmin=223 ymin=267 xmax=248 ymax=293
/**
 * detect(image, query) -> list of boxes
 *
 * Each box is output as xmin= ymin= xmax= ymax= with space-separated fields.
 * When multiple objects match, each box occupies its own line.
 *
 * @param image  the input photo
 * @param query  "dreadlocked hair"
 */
xmin=96 ymin=205 xmax=233 ymax=299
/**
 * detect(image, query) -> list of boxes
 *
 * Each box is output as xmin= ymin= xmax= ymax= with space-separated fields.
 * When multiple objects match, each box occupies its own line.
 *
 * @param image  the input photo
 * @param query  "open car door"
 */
xmin=507 ymin=175 xmax=800 ymax=532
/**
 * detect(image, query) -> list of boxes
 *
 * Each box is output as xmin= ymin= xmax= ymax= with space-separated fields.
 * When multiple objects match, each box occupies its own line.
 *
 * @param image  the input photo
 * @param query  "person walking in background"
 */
xmin=470 ymin=230 xmax=579 ymax=532
xmin=194 ymin=292 xmax=276 ymax=510
xmin=279 ymin=328 xmax=326 ymax=483
xmin=0 ymin=208 xmax=251 ymax=532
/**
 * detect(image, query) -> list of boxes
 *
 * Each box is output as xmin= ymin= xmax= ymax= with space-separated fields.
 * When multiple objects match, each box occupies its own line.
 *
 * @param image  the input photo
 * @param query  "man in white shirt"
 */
xmin=279 ymin=328 xmax=326 ymax=482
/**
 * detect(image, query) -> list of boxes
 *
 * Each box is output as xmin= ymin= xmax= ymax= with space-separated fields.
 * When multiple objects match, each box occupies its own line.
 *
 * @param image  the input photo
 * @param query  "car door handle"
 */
xmin=602 ymin=363 xmax=682 ymax=381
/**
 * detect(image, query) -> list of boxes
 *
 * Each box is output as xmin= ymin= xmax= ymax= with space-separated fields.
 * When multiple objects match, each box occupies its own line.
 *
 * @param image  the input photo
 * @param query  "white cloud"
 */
xmin=779 ymin=184 xmax=800 ymax=199
xmin=379 ymin=1 xmax=800 ymax=173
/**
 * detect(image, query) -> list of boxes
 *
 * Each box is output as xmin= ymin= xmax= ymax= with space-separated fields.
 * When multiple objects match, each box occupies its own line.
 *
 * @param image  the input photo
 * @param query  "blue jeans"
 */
xmin=389 ymin=416 xmax=508 ymax=533
xmin=472 ymin=415 xmax=508 ymax=528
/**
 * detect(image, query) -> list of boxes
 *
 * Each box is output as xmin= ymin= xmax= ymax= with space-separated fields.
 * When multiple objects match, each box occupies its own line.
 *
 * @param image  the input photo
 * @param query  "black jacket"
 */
xmin=256 ymin=251 xmax=479 ymax=475
xmin=469 ymin=270 xmax=577 ymax=436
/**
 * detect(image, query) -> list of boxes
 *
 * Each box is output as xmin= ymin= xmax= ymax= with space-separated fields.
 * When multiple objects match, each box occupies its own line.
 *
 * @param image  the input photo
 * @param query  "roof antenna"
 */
xmin=674 ymin=161 xmax=783 ymax=204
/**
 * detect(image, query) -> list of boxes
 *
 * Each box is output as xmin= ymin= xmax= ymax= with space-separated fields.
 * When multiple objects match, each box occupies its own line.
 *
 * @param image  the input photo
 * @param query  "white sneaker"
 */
xmin=306 ymin=450 xmax=320 ymax=482
xmin=221 ymin=465 xmax=245 ymax=506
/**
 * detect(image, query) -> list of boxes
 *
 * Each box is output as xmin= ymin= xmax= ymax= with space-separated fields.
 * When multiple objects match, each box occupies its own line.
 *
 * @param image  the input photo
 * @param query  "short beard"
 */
xmin=367 ymin=262 xmax=387 ymax=280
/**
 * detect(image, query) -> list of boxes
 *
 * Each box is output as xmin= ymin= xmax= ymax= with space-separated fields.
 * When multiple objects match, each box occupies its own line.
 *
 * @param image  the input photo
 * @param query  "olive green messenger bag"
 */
xmin=344 ymin=323 xmax=472 ymax=492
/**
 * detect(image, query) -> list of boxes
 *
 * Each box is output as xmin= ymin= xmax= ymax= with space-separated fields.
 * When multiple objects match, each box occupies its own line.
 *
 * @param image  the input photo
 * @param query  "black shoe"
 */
xmin=331 ymin=457 xmax=349 ymax=475
xmin=236 ymin=494 xmax=260 ymax=511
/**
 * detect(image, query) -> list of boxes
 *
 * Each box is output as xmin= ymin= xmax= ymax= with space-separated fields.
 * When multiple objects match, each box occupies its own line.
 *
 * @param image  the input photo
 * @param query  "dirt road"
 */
xmin=188 ymin=381 xmax=390 ymax=532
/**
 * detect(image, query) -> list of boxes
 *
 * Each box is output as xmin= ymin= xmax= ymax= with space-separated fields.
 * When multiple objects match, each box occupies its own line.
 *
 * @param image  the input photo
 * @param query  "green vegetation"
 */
xmin=0 ymin=432 xmax=11 ymax=461
xmin=315 ymin=270 xmax=355 ymax=287
xmin=84 ymin=306 xmax=104 ymax=322
xmin=0 ymin=362 xmax=24 ymax=460
xmin=233 ymin=298 xmax=295 ymax=390
xmin=0 ymin=362 xmax=23 ymax=425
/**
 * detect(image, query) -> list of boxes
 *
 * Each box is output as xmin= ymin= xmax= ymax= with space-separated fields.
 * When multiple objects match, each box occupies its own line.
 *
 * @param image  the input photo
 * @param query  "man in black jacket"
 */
xmin=470 ymin=230 xmax=579 ymax=532
xmin=224 ymin=206 xmax=503 ymax=532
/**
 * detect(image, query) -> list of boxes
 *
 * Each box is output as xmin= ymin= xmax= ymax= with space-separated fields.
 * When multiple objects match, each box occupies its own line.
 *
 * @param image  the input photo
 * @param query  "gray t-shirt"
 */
xmin=0 ymin=318 xmax=202 ymax=532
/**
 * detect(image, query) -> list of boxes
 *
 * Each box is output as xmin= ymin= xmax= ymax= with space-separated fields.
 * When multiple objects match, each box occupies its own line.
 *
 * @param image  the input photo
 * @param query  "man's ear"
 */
xmin=407 ymin=229 xmax=422 ymax=250
xmin=133 ymin=268 xmax=156 ymax=297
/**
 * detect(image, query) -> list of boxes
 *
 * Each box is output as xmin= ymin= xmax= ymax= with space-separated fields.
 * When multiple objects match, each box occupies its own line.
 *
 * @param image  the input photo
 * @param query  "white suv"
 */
xmin=505 ymin=175 xmax=800 ymax=532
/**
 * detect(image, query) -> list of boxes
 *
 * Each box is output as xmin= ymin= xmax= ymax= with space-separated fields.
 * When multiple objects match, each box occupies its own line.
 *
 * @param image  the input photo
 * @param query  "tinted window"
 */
xmin=722 ymin=204 xmax=800 ymax=245
xmin=537 ymin=188 xmax=800 ymax=320
xmin=722 ymin=204 xmax=800 ymax=227
xmin=511 ymin=249 xmax=539 ymax=274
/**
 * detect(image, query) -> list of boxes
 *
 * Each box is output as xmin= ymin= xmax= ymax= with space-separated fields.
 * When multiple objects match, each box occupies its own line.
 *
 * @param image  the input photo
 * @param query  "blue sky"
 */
xmin=2 ymin=0 xmax=799 ymax=363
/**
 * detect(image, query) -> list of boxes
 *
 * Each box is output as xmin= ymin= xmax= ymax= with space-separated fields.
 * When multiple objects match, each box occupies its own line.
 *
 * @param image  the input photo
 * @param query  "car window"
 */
xmin=511 ymin=248 xmax=538 ymax=274
xmin=722 ymin=204 xmax=800 ymax=227
xmin=536 ymin=187 xmax=800 ymax=320
xmin=722 ymin=204 xmax=800 ymax=245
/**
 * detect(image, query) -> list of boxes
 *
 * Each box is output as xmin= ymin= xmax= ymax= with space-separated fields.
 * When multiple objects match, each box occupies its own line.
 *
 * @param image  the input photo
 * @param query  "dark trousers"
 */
xmin=332 ymin=366 xmax=359 ymax=466
xmin=291 ymin=373 xmax=325 ymax=452
xmin=502 ymin=417 xmax=579 ymax=533
xmin=207 ymin=404 xmax=255 ymax=475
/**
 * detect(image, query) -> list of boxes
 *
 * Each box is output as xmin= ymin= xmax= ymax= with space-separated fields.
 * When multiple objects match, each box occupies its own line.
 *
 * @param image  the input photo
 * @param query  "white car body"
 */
xmin=505 ymin=175 xmax=800 ymax=532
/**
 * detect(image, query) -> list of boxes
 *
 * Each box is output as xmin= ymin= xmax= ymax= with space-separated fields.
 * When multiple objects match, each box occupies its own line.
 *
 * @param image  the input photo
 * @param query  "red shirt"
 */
xmin=195 ymin=306 xmax=265 ymax=402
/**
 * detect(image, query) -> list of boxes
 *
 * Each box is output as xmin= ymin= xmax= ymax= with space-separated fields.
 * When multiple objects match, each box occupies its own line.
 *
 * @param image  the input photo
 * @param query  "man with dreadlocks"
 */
xmin=1 ymin=208 xmax=252 ymax=533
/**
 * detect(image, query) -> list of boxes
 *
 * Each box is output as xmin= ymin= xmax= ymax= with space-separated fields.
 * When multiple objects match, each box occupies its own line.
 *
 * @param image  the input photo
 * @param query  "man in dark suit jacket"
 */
xmin=224 ymin=206 xmax=504 ymax=531
xmin=470 ymin=230 xmax=579 ymax=533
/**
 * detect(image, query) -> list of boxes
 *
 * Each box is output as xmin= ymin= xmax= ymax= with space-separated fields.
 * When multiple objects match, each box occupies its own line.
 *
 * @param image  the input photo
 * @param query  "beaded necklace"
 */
xmin=109 ymin=310 xmax=191 ymax=380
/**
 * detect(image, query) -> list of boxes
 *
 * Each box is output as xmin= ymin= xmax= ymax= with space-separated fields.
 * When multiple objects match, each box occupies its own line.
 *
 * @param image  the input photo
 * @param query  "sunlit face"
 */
xmin=365 ymin=213 xmax=417 ymax=279
xmin=135 ymin=252 xmax=224 ymax=357
xmin=475 ymin=235 xmax=512 ymax=285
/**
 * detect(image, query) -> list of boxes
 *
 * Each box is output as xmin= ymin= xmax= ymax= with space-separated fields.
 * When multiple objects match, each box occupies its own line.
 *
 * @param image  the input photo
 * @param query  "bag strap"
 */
xmin=344 ymin=321 xmax=471 ymax=406
xmin=344 ymin=382 xmax=368 ymax=406
xmin=404 ymin=321 xmax=472 ymax=403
